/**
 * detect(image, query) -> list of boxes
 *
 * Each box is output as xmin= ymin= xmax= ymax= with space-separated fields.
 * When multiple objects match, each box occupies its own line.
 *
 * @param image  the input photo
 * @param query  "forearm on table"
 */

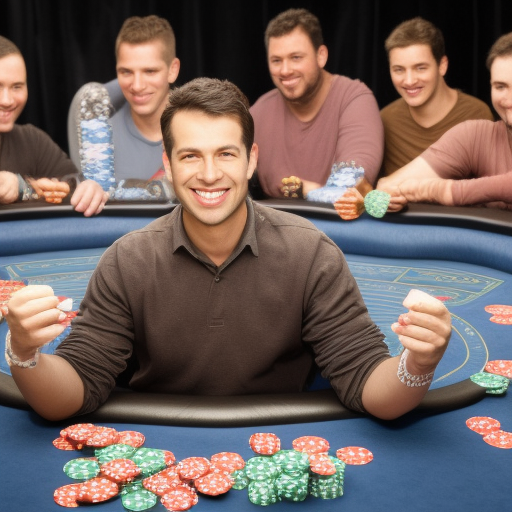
xmin=451 ymin=171 xmax=512 ymax=206
xmin=11 ymin=353 xmax=85 ymax=421
xmin=362 ymin=356 xmax=431 ymax=420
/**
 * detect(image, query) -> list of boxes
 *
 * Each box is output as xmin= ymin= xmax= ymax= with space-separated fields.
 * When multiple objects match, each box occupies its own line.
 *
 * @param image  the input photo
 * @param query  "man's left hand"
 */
xmin=70 ymin=180 xmax=109 ymax=217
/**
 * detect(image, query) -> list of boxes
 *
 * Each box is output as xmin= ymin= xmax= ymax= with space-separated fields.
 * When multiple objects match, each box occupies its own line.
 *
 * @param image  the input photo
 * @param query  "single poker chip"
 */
xmin=85 ymin=426 xmax=119 ymax=447
xmin=130 ymin=448 xmax=167 ymax=477
xmin=163 ymin=450 xmax=176 ymax=466
xmin=231 ymin=469 xmax=250 ymax=490
xmin=95 ymin=443 xmax=137 ymax=464
xmin=273 ymin=450 xmax=310 ymax=475
xmin=77 ymin=477 xmax=119 ymax=503
xmin=308 ymin=453 xmax=337 ymax=475
xmin=363 ymin=189 xmax=391 ymax=218
xmin=292 ymin=435 xmax=330 ymax=454
xmin=63 ymin=458 xmax=100 ymax=480
xmin=160 ymin=487 xmax=196 ymax=511
xmin=194 ymin=471 xmax=234 ymax=495
xmin=489 ymin=315 xmax=512 ymax=325
xmin=485 ymin=360 xmax=512 ymax=379
xmin=143 ymin=467 xmax=181 ymax=496
xmin=100 ymin=458 xmax=141 ymax=483
xmin=177 ymin=457 xmax=211 ymax=480
xmin=249 ymin=432 xmax=281 ymax=455
xmin=485 ymin=385 xmax=509 ymax=395
xmin=57 ymin=296 xmax=74 ymax=312
xmin=466 ymin=416 xmax=502 ymax=435
xmin=470 ymin=372 xmax=509 ymax=391
xmin=116 ymin=430 xmax=146 ymax=448
xmin=483 ymin=430 xmax=512 ymax=449
xmin=336 ymin=446 xmax=374 ymax=465
xmin=53 ymin=436 xmax=83 ymax=451
xmin=210 ymin=451 xmax=245 ymax=472
xmin=121 ymin=481 xmax=145 ymax=497
xmin=62 ymin=423 xmax=97 ymax=443
xmin=54 ymin=483 xmax=82 ymax=508
xmin=484 ymin=304 xmax=512 ymax=317
xmin=245 ymin=456 xmax=280 ymax=481
xmin=122 ymin=488 xmax=158 ymax=511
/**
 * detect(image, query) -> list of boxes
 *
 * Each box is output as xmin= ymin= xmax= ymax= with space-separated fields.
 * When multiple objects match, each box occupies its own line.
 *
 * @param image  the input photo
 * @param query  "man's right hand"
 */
xmin=0 ymin=170 xmax=20 ymax=204
xmin=5 ymin=285 xmax=67 ymax=361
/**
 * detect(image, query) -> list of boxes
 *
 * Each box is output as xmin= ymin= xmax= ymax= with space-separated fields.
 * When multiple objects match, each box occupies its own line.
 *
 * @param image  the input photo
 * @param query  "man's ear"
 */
xmin=317 ymin=45 xmax=328 ymax=69
xmin=168 ymin=58 xmax=180 ymax=85
xmin=247 ymin=143 xmax=258 ymax=180
xmin=162 ymin=149 xmax=173 ymax=183
xmin=439 ymin=55 xmax=449 ymax=77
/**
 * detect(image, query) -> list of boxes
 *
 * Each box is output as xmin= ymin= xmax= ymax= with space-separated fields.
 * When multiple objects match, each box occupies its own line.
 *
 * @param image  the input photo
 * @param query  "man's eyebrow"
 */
xmin=176 ymin=145 xmax=241 ymax=154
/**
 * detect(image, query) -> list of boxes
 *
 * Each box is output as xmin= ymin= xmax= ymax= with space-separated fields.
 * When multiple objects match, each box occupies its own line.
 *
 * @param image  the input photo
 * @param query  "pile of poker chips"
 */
xmin=53 ymin=425 xmax=373 ymax=510
xmin=363 ymin=190 xmax=391 ymax=218
xmin=470 ymin=371 xmax=510 ymax=395
xmin=234 ymin=432 xmax=373 ymax=505
xmin=466 ymin=416 xmax=512 ymax=449
xmin=484 ymin=304 xmax=512 ymax=325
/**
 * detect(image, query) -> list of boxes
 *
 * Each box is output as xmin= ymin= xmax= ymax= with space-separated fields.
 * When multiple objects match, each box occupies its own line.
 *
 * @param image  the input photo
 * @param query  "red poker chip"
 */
xmin=54 ymin=483 xmax=82 ymax=507
xmin=85 ymin=426 xmax=119 ymax=447
xmin=59 ymin=310 xmax=78 ymax=327
xmin=336 ymin=446 xmax=374 ymax=465
xmin=100 ymin=458 xmax=141 ymax=483
xmin=485 ymin=360 xmax=512 ymax=379
xmin=116 ymin=430 xmax=146 ymax=448
xmin=161 ymin=486 xmax=197 ymax=511
xmin=53 ymin=436 xmax=83 ymax=451
xmin=249 ymin=433 xmax=281 ymax=455
xmin=489 ymin=315 xmax=512 ymax=325
xmin=177 ymin=457 xmax=211 ymax=480
xmin=163 ymin=450 xmax=176 ymax=466
xmin=143 ymin=467 xmax=182 ymax=496
xmin=466 ymin=416 xmax=502 ymax=435
xmin=483 ymin=430 xmax=512 ymax=449
xmin=77 ymin=477 xmax=119 ymax=503
xmin=308 ymin=453 xmax=337 ymax=475
xmin=62 ymin=423 xmax=97 ymax=443
xmin=292 ymin=435 xmax=330 ymax=454
xmin=210 ymin=452 xmax=245 ymax=472
xmin=194 ymin=471 xmax=233 ymax=496
xmin=485 ymin=304 xmax=512 ymax=316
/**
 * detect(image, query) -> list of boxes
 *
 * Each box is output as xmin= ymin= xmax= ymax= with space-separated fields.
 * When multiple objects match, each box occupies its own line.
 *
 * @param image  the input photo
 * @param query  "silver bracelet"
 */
xmin=397 ymin=349 xmax=434 ymax=387
xmin=4 ymin=330 xmax=41 ymax=369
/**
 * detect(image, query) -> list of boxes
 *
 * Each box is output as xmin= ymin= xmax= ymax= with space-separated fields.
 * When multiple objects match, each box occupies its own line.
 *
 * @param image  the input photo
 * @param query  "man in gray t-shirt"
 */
xmin=110 ymin=15 xmax=180 ymax=181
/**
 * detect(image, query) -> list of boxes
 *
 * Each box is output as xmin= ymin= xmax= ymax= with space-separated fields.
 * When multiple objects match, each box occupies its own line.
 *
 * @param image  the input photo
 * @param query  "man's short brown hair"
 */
xmin=385 ymin=17 xmax=445 ymax=64
xmin=115 ymin=15 xmax=176 ymax=64
xmin=0 ymin=36 xmax=22 ymax=60
xmin=161 ymin=78 xmax=254 ymax=159
xmin=264 ymin=8 xmax=324 ymax=51
xmin=486 ymin=32 xmax=512 ymax=70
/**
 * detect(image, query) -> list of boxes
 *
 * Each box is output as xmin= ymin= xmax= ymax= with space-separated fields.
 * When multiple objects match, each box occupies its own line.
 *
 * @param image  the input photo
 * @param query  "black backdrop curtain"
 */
xmin=1 ymin=0 xmax=511 ymax=153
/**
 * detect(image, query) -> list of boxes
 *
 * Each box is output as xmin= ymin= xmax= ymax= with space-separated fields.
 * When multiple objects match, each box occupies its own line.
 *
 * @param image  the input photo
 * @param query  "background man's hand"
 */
xmin=0 ymin=170 xmax=20 ymax=204
xmin=70 ymin=180 xmax=109 ymax=217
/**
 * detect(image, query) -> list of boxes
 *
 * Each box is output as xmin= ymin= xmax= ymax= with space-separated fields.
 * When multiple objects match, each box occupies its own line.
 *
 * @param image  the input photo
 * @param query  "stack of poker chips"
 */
xmin=233 ymin=433 xmax=346 ymax=505
xmin=77 ymin=83 xmax=116 ymax=192
xmin=306 ymin=161 xmax=365 ymax=203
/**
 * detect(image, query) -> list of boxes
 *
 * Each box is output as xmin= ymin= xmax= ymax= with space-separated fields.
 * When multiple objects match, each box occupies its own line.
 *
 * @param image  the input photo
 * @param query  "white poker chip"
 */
xmin=57 ymin=297 xmax=73 ymax=312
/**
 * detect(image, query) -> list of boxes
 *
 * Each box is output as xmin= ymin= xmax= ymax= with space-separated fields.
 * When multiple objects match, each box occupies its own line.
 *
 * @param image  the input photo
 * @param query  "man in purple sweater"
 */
xmin=249 ymin=8 xmax=384 ymax=200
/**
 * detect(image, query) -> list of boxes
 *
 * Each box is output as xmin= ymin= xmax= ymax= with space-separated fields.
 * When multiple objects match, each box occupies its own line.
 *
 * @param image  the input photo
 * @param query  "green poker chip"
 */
xmin=276 ymin=473 xmax=309 ymax=502
xmin=364 ymin=190 xmax=390 ymax=218
xmin=95 ymin=443 xmax=137 ymax=464
xmin=245 ymin=456 xmax=281 ymax=481
xmin=63 ymin=458 xmax=100 ymax=480
xmin=120 ymin=481 xmax=145 ymax=496
xmin=129 ymin=448 xmax=167 ymax=477
xmin=121 ymin=489 xmax=158 ymax=511
xmin=231 ymin=469 xmax=250 ymax=490
xmin=470 ymin=372 xmax=509 ymax=391
xmin=272 ymin=450 xmax=310 ymax=475
xmin=248 ymin=480 xmax=279 ymax=506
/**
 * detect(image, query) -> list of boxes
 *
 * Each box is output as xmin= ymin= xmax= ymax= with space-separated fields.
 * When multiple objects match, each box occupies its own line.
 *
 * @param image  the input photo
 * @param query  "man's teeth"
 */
xmin=196 ymin=190 xmax=225 ymax=199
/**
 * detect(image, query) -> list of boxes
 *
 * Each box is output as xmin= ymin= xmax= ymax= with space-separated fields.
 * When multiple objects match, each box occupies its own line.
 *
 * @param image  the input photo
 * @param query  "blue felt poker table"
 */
xmin=0 ymin=200 xmax=511 ymax=512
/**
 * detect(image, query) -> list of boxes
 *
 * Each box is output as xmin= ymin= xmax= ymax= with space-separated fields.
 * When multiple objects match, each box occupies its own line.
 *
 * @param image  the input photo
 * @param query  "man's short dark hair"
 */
xmin=385 ymin=17 xmax=445 ymax=64
xmin=264 ymin=8 xmax=324 ymax=51
xmin=0 ymin=36 xmax=22 ymax=60
xmin=115 ymin=15 xmax=176 ymax=64
xmin=486 ymin=32 xmax=512 ymax=70
xmin=161 ymin=78 xmax=254 ymax=159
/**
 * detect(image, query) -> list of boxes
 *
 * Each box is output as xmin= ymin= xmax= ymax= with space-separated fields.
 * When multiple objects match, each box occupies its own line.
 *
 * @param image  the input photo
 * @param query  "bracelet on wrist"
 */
xmin=397 ymin=349 xmax=434 ymax=388
xmin=17 ymin=174 xmax=37 ymax=202
xmin=4 ymin=330 xmax=41 ymax=369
